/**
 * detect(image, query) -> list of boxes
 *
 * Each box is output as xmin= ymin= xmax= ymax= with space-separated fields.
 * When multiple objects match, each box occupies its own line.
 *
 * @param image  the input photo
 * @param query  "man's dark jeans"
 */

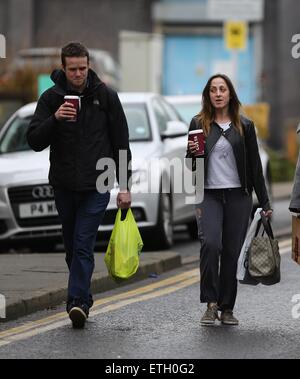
xmin=54 ymin=189 xmax=110 ymax=311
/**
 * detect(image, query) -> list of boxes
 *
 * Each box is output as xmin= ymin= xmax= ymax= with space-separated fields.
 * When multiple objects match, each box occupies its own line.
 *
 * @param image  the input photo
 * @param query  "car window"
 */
xmin=0 ymin=100 xmax=24 ymax=129
xmin=0 ymin=116 xmax=32 ymax=154
xmin=172 ymin=103 xmax=201 ymax=124
xmin=122 ymin=103 xmax=151 ymax=142
xmin=160 ymin=99 xmax=181 ymax=121
xmin=152 ymin=98 xmax=169 ymax=134
xmin=0 ymin=104 xmax=151 ymax=153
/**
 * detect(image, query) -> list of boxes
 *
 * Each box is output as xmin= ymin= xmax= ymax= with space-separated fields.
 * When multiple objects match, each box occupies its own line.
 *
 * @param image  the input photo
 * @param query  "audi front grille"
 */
xmin=7 ymin=185 xmax=144 ymax=229
xmin=8 ymin=185 xmax=60 ymax=228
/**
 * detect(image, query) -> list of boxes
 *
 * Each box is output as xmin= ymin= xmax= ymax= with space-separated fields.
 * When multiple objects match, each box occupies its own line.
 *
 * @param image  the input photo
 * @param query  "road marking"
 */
xmin=0 ymin=237 xmax=292 ymax=348
xmin=0 ymin=269 xmax=199 ymax=343
xmin=0 ymin=275 xmax=199 ymax=348
xmin=0 ymin=269 xmax=199 ymax=346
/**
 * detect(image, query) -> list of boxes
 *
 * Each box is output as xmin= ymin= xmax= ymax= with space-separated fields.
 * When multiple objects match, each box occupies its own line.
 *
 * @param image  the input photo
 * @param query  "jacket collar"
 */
xmin=205 ymin=122 xmax=222 ymax=155
xmin=206 ymin=122 xmax=244 ymax=152
xmin=50 ymin=68 xmax=104 ymax=97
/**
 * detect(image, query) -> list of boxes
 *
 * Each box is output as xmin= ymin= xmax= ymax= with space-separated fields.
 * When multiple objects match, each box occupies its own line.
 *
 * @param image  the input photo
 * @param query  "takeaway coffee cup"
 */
xmin=64 ymin=95 xmax=81 ymax=122
xmin=188 ymin=129 xmax=205 ymax=157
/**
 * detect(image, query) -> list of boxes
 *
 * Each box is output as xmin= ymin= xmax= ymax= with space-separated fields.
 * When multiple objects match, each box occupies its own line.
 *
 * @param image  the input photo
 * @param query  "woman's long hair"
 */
xmin=197 ymin=74 xmax=243 ymax=136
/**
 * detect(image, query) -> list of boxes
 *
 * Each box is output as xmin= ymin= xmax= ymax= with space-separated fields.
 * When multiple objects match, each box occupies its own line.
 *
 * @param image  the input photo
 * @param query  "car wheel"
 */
xmin=187 ymin=220 xmax=198 ymax=240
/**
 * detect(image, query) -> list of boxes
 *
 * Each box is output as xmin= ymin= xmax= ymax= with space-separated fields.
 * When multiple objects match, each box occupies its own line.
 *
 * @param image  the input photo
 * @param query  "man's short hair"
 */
xmin=61 ymin=42 xmax=89 ymax=67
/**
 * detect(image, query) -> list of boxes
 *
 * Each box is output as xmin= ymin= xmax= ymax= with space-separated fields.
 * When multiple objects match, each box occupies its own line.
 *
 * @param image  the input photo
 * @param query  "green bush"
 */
xmin=268 ymin=149 xmax=296 ymax=183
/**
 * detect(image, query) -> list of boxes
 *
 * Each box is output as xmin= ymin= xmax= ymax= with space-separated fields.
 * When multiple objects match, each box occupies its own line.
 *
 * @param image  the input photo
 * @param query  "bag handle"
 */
xmin=254 ymin=219 xmax=263 ymax=237
xmin=120 ymin=208 xmax=129 ymax=221
xmin=259 ymin=210 xmax=279 ymax=272
xmin=117 ymin=208 xmax=133 ymax=222
xmin=259 ymin=210 xmax=275 ymax=240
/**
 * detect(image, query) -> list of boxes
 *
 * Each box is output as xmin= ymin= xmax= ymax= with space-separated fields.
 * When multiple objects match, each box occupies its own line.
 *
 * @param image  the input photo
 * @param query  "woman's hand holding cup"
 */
xmin=188 ymin=130 xmax=205 ymax=156
xmin=188 ymin=140 xmax=199 ymax=155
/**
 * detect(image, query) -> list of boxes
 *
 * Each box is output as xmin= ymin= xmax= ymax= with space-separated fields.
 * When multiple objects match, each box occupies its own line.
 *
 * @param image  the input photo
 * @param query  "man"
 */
xmin=27 ymin=42 xmax=131 ymax=328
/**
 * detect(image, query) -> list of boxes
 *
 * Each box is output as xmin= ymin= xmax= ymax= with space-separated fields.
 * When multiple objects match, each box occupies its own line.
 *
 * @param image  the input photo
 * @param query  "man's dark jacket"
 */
xmin=27 ymin=69 xmax=131 ymax=191
xmin=186 ymin=115 xmax=271 ymax=211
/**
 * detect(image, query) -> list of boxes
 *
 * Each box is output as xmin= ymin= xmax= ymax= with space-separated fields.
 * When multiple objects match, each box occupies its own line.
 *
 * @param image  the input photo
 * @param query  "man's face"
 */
xmin=63 ymin=56 xmax=89 ymax=90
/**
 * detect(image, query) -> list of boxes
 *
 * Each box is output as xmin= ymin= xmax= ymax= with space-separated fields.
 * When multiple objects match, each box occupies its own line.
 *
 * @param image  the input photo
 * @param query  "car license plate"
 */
xmin=19 ymin=201 xmax=58 ymax=218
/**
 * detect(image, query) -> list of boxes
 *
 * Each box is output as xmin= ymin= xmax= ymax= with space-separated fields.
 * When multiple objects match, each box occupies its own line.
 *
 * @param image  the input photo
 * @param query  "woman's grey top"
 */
xmin=205 ymin=122 xmax=242 ymax=189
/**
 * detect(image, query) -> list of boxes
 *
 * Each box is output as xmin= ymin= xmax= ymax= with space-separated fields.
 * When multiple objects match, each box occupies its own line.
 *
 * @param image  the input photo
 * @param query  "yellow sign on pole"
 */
xmin=224 ymin=21 xmax=248 ymax=50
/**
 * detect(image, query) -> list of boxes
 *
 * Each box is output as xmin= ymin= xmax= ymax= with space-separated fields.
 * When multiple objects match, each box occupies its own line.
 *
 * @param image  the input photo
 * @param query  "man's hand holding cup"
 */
xmin=55 ymin=96 xmax=80 ymax=122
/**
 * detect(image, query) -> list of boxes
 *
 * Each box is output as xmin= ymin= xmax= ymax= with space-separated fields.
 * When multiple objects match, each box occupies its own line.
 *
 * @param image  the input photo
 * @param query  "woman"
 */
xmin=187 ymin=74 xmax=272 ymax=326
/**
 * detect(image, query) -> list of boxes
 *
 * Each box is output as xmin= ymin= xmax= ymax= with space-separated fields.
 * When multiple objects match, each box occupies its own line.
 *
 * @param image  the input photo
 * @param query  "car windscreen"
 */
xmin=173 ymin=103 xmax=201 ymax=124
xmin=122 ymin=103 xmax=151 ymax=142
xmin=0 ymin=103 xmax=151 ymax=153
xmin=0 ymin=116 xmax=32 ymax=154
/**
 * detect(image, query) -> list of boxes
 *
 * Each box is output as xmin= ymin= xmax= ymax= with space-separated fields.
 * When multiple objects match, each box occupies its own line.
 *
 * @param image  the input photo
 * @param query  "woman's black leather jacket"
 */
xmin=186 ymin=115 xmax=271 ymax=211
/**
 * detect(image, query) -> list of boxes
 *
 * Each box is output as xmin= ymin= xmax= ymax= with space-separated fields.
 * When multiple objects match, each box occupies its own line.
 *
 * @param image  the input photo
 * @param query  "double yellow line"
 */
xmin=0 ymin=268 xmax=199 ymax=348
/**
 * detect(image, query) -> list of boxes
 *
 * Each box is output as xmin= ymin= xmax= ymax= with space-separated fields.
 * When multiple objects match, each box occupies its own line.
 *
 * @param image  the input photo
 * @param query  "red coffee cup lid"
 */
xmin=189 ymin=129 xmax=203 ymax=135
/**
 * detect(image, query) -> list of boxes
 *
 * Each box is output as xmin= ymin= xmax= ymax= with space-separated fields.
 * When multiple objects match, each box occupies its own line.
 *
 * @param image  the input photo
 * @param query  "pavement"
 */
xmin=0 ymin=251 xmax=181 ymax=322
xmin=0 ymin=181 xmax=294 ymax=323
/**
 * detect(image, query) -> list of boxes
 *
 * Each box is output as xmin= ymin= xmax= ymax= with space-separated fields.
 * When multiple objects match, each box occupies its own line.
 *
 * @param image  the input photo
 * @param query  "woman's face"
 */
xmin=209 ymin=77 xmax=231 ymax=111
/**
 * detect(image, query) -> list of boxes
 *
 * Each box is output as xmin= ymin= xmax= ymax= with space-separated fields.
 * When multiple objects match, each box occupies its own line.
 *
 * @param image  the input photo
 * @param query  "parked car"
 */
xmin=165 ymin=94 xmax=272 ymax=213
xmin=165 ymin=95 xmax=202 ymax=125
xmin=0 ymin=99 xmax=23 ymax=129
xmin=0 ymin=93 xmax=198 ymax=251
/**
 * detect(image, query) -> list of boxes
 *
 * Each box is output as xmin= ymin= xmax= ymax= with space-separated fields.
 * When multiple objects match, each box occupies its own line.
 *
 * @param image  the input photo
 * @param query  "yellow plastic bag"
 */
xmin=105 ymin=208 xmax=143 ymax=280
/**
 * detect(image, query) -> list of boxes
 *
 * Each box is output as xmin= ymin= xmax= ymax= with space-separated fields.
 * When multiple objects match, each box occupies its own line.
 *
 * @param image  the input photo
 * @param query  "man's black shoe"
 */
xmin=67 ymin=299 xmax=89 ymax=329
xmin=69 ymin=306 xmax=88 ymax=329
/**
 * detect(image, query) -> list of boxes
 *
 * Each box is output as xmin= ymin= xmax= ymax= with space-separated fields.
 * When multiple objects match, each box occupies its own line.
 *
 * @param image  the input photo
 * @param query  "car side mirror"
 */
xmin=161 ymin=121 xmax=188 ymax=139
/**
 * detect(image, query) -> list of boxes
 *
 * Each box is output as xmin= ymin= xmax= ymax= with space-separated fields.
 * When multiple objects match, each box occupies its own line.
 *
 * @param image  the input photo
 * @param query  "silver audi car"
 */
xmin=0 ymin=93 xmax=198 ymax=251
